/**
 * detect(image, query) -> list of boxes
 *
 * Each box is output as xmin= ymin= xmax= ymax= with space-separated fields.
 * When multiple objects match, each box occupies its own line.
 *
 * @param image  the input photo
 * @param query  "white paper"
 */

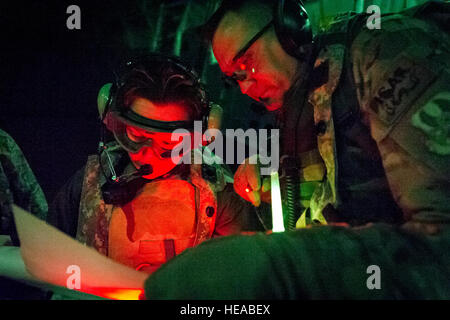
xmin=11 ymin=205 xmax=148 ymax=299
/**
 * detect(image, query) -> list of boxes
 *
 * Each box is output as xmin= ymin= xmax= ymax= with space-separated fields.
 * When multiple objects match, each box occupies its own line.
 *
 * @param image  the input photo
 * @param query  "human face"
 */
xmin=212 ymin=10 xmax=299 ymax=111
xmin=126 ymin=97 xmax=192 ymax=179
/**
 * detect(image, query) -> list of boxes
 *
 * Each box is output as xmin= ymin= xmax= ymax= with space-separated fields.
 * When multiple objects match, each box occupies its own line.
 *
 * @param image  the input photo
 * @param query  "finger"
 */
xmin=247 ymin=191 xmax=256 ymax=206
xmin=234 ymin=180 xmax=250 ymax=202
xmin=252 ymin=191 xmax=261 ymax=207
xmin=260 ymin=190 xmax=271 ymax=204
xmin=261 ymin=177 xmax=271 ymax=193
xmin=234 ymin=163 xmax=248 ymax=193
xmin=402 ymin=222 xmax=440 ymax=235
xmin=246 ymin=164 xmax=261 ymax=191
xmin=425 ymin=224 xmax=440 ymax=235
xmin=246 ymin=190 xmax=261 ymax=207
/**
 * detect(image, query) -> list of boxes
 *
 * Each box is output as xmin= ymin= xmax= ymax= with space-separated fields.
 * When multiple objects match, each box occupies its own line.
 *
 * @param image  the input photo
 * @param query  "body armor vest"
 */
xmin=76 ymin=144 xmax=227 ymax=273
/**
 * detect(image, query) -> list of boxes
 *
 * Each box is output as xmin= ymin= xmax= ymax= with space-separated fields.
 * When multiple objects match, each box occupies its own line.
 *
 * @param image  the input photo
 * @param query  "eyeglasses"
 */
xmin=222 ymin=20 xmax=273 ymax=87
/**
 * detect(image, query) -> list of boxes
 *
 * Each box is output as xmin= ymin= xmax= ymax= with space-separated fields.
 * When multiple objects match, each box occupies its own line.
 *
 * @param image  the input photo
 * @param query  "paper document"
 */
xmin=11 ymin=205 xmax=148 ymax=299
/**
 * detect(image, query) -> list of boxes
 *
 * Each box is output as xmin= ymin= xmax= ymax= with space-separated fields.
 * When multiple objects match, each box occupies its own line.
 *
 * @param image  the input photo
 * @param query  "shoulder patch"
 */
xmin=370 ymin=55 xmax=437 ymax=127
xmin=411 ymin=91 xmax=450 ymax=155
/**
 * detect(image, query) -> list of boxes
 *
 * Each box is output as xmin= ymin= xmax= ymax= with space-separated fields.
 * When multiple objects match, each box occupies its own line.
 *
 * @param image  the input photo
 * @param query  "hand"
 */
xmin=233 ymin=155 xmax=271 ymax=207
xmin=401 ymin=221 xmax=443 ymax=236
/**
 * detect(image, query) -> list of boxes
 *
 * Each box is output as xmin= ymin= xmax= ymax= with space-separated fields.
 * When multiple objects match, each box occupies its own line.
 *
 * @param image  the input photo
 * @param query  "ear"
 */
xmin=97 ymin=83 xmax=113 ymax=120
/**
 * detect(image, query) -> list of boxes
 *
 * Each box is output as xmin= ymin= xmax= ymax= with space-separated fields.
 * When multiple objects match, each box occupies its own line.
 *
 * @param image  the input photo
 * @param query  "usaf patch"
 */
xmin=411 ymin=91 xmax=450 ymax=155
xmin=370 ymin=56 xmax=436 ymax=127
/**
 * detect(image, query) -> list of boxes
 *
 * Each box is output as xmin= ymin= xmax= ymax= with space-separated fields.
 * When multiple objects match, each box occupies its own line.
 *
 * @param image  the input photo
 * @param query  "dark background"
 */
xmin=0 ymin=0 xmax=274 ymax=203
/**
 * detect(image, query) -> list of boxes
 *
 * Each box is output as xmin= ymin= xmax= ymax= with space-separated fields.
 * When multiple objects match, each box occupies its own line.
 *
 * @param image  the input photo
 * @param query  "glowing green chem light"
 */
xmin=270 ymin=170 xmax=285 ymax=233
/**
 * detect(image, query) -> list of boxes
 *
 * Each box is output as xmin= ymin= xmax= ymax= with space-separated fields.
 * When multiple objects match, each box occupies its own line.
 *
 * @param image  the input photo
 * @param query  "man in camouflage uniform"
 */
xmin=144 ymin=1 xmax=450 ymax=299
xmin=0 ymin=129 xmax=48 ymax=243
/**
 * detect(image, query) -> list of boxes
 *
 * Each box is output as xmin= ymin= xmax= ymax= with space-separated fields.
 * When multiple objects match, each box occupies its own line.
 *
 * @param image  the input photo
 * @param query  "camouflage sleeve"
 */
xmin=0 ymin=129 xmax=48 ymax=220
xmin=351 ymin=15 xmax=450 ymax=224
xmin=47 ymin=167 xmax=84 ymax=237
xmin=145 ymin=224 xmax=450 ymax=299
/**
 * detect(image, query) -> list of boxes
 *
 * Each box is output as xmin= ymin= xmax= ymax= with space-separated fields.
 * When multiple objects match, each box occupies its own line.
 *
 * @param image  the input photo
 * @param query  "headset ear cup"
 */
xmin=274 ymin=0 xmax=312 ymax=59
xmin=97 ymin=83 xmax=113 ymax=120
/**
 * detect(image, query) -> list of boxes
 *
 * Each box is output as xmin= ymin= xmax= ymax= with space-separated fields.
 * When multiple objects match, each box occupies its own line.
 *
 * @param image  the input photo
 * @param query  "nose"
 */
xmin=238 ymin=79 xmax=255 ymax=95
xmin=139 ymin=145 xmax=156 ymax=160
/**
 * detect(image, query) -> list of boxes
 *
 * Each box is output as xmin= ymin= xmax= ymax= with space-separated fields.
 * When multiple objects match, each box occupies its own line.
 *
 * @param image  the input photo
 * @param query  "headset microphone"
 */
xmin=101 ymin=165 xmax=152 ymax=206
xmin=113 ymin=164 xmax=153 ymax=184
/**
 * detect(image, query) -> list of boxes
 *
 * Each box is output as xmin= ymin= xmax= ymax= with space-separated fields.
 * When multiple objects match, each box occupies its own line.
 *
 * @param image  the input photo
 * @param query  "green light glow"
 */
xmin=270 ymin=170 xmax=285 ymax=233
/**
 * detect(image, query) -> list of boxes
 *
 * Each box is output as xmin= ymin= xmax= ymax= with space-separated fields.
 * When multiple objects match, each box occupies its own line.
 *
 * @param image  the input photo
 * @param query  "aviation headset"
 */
xmin=273 ymin=0 xmax=313 ymax=59
xmin=98 ymin=54 xmax=211 ymax=133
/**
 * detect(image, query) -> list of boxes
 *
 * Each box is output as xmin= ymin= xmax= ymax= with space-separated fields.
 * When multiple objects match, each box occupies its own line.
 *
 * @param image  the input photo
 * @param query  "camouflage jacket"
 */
xmin=303 ymin=3 xmax=450 ymax=226
xmin=0 ymin=129 xmax=47 ymax=234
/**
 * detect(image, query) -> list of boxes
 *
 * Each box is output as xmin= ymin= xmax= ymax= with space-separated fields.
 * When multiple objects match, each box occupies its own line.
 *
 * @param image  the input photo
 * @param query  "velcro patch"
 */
xmin=370 ymin=56 xmax=437 ymax=127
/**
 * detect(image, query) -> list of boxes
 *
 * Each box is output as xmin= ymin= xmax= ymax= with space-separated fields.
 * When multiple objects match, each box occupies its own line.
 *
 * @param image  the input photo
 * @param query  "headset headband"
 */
xmin=112 ymin=109 xmax=196 ymax=133
xmin=102 ymin=53 xmax=210 ymax=132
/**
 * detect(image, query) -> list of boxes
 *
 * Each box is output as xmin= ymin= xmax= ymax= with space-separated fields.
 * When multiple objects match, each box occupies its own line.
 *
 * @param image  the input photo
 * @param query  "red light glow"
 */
xmin=83 ymin=287 xmax=144 ymax=300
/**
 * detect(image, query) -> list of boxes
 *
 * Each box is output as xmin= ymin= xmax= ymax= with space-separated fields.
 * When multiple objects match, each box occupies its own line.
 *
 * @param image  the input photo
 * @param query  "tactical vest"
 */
xmin=75 ymin=143 xmax=229 ymax=272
